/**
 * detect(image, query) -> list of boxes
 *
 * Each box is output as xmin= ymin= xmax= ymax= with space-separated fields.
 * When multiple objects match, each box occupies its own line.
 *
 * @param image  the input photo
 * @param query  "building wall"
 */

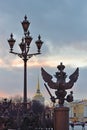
xmin=69 ymin=100 xmax=87 ymax=122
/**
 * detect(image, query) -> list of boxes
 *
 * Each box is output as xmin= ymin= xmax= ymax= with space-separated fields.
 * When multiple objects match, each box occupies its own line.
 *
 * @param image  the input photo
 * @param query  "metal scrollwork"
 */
xmin=41 ymin=62 xmax=79 ymax=106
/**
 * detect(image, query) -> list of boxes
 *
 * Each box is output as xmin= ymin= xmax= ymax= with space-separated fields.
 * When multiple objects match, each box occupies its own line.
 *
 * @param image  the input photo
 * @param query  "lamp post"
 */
xmin=8 ymin=15 xmax=43 ymax=109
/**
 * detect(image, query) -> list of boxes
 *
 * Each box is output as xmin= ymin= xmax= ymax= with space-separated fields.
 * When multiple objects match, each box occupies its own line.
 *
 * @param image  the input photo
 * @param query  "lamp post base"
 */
xmin=54 ymin=106 xmax=69 ymax=130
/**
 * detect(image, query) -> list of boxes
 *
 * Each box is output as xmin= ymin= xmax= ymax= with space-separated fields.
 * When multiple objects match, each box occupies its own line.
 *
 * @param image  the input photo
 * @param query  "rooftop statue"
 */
xmin=41 ymin=62 xmax=79 ymax=106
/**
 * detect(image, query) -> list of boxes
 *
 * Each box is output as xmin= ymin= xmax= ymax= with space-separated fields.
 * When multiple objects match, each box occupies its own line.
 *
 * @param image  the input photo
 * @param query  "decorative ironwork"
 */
xmin=41 ymin=62 xmax=79 ymax=106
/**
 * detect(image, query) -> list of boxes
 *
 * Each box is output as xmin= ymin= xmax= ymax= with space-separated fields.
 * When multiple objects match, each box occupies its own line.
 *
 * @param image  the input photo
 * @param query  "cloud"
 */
xmin=0 ymin=0 xmax=87 ymax=101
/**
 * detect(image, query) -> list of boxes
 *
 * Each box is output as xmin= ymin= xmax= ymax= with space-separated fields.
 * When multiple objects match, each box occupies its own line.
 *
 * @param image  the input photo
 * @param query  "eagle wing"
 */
xmin=41 ymin=67 xmax=58 ymax=89
xmin=65 ymin=67 xmax=79 ymax=89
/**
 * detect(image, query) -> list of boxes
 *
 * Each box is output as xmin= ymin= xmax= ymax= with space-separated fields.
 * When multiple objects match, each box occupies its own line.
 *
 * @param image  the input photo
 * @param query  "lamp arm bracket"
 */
xmin=10 ymin=51 xmax=23 ymax=59
xmin=10 ymin=51 xmax=21 ymax=55
xmin=27 ymin=52 xmax=41 ymax=58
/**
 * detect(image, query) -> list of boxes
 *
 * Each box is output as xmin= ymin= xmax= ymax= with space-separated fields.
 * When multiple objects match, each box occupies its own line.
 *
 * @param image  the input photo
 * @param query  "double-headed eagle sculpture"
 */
xmin=41 ymin=62 xmax=79 ymax=106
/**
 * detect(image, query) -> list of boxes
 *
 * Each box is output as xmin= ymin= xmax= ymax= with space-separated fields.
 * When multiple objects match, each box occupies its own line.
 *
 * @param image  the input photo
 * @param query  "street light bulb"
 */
xmin=21 ymin=15 xmax=30 ymax=33
xmin=19 ymin=38 xmax=25 ymax=53
xmin=8 ymin=33 xmax=16 ymax=52
xmin=25 ymin=31 xmax=32 ymax=47
xmin=35 ymin=35 xmax=43 ymax=53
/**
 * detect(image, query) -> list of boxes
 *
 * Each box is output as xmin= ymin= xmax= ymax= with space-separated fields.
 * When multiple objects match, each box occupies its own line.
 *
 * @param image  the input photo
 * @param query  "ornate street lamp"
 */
xmin=8 ymin=15 xmax=43 ymax=109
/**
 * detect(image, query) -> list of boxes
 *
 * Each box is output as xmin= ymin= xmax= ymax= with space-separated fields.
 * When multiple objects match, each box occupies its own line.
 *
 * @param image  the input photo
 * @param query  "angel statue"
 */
xmin=41 ymin=62 xmax=79 ymax=106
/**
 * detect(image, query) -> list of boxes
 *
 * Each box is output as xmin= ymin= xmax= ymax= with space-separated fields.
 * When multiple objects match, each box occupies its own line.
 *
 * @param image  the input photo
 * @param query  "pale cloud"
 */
xmin=0 ymin=91 xmax=9 ymax=98
xmin=0 ymin=58 xmax=9 ymax=68
xmin=40 ymin=40 xmax=87 ymax=68
xmin=0 ymin=0 xmax=87 ymax=101
xmin=9 ymin=57 xmax=43 ymax=68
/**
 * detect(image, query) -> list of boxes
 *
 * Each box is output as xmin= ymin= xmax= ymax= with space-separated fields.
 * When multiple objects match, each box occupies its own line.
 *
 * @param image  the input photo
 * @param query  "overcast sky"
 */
xmin=0 ymin=0 xmax=87 ymax=103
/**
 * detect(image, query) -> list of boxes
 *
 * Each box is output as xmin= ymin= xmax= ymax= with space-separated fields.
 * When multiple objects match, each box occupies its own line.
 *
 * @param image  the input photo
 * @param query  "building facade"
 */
xmin=69 ymin=100 xmax=87 ymax=122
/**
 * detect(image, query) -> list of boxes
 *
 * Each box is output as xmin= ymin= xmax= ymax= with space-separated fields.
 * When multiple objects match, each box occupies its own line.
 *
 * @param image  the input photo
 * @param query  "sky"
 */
xmin=0 ymin=0 xmax=87 ymax=103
